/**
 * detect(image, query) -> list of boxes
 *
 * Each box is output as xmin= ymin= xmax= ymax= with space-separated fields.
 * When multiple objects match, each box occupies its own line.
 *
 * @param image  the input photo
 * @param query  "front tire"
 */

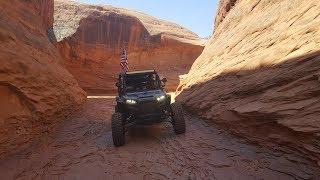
xmin=112 ymin=112 xmax=125 ymax=146
xmin=171 ymin=102 xmax=186 ymax=134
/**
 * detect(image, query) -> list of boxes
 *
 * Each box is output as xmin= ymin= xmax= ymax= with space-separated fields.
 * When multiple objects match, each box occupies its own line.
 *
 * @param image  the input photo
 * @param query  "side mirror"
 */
xmin=161 ymin=78 xmax=167 ymax=83
xmin=115 ymin=82 xmax=120 ymax=87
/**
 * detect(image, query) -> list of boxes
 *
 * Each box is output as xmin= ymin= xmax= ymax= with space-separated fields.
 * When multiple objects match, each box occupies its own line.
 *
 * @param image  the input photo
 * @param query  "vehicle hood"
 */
xmin=123 ymin=90 xmax=165 ymax=100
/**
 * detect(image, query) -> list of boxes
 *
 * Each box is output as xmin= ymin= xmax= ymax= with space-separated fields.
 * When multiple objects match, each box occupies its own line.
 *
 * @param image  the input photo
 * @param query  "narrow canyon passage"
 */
xmin=0 ymin=98 xmax=319 ymax=180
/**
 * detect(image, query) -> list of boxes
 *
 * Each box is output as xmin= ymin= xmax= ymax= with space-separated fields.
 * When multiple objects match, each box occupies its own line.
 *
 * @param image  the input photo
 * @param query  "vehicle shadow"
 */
xmin=127 ymin=122 xmax=175 ymax=139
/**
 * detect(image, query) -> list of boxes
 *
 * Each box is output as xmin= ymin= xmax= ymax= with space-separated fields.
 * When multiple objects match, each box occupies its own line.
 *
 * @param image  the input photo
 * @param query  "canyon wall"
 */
xmin=177 ymin=0 xmax=320 ymax=165
xmin=54 ymin=0 xmax=205 ymax=94
xmin=214 ymin=0 xmax=239 ymax=28
xmin=0 ymin=0 xmax=86 ymax=159
xmin=34 ymin=0 xmax=55 ymax=30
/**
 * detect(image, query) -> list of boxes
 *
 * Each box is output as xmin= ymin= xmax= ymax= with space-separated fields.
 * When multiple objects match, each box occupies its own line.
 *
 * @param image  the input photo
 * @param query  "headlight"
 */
xmin=126 ymin=99 xmax=137 ymax=105
xmin=156 ymin=95 xmax=166 ymax=102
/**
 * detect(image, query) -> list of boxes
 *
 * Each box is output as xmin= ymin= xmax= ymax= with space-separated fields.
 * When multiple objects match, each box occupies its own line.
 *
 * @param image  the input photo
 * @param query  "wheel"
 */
xmin=111 ymin=112 xmax=125 ymax=146
xmin=171 ymin=102 xmax=186 ymax=134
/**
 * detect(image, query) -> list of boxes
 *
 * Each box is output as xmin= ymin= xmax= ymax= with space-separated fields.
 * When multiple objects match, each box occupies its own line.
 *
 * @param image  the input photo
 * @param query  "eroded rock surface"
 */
xmin=34 ymin=0 xmax=55 ymax=30
xmin=0 ymin=98 xmax=319 ymax=179
xmin=54 ymin=0 xmax=205 ymax=93
xmin=0 ymin=0 xmax=86 ymax=159
xmin=214 ymin=0 xmax=239 ymax=28
xmin=177 ymin=0 xmax=320 ymax=166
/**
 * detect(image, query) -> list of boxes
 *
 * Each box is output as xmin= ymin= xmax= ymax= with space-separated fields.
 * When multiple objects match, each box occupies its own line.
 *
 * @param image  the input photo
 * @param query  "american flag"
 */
xmin=120 ymin=48 xmax=129 ymax=72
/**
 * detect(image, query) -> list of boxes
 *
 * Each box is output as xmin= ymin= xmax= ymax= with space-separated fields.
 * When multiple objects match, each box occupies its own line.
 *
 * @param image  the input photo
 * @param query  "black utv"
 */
xmin=112 ymin=70 xmax=186 ymax=146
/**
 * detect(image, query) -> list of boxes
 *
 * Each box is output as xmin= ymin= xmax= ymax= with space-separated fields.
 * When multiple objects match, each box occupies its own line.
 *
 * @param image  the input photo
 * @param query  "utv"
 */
xmin=112 ymin=70 xmax=186 ymax=146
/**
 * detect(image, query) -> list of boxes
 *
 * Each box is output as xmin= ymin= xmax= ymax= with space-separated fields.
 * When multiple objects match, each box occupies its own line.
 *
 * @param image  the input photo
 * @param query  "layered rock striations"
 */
xmin=214 ymin=0 xmax=239 ymax=28
xmin=54 ymin=0 xmax=205 ymax=94
xmin=34 ymin=0 xmax=55 ymax=30
xmin=177 ymin=0 xmax=320 ymax=165
xmin=0 ymin=0 xmax=86 ymax=158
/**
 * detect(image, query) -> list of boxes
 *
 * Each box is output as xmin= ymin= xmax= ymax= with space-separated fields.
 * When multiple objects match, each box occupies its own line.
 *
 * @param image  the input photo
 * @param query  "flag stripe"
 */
xmin=120 ymin=48 xmax=129 ymax=72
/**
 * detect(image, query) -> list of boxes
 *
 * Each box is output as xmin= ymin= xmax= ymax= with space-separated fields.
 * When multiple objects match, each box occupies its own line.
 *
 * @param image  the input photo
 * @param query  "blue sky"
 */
xmin=75 ymin=0 xmax=219 ymax=38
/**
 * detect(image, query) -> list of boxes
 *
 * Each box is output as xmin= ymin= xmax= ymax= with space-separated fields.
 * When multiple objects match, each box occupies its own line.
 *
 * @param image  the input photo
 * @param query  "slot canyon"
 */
xmin=0 ymin=0 xmax=319 ymax=179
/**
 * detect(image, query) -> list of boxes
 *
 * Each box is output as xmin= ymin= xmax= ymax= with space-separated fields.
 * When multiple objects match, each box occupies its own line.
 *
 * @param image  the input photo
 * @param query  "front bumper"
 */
xmin=125 ymin=99 xmax=170 ymax=123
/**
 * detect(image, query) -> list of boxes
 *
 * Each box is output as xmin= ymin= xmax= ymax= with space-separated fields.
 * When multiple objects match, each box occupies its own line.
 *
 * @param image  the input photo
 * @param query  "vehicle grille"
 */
xmin=138 ymin=100 xmax=159 ymax=114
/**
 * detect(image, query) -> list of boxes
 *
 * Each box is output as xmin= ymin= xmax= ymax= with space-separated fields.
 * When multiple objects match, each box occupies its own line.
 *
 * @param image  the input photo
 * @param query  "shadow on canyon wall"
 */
xmin=176 ymin=50 xmax=320 ymax=165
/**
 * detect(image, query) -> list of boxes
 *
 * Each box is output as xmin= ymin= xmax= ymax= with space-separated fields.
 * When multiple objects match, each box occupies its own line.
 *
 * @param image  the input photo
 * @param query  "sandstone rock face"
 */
xmin=0 ymin=0 xmax=86 ymax=159
xmin=214 ymin=0 xmax=239 ymax=28
xmin=177 ymin=0 xmax=320 ymax=165
xmin=34 ymin=0 xmax=55 ymax=30
xmin=54 ymin=0 xmax=205 ymax=94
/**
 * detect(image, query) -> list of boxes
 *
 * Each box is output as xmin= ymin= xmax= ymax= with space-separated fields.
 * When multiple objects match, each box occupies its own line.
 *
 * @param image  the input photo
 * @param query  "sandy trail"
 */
xmin=0 ymin=97 xmax=319 ymax=180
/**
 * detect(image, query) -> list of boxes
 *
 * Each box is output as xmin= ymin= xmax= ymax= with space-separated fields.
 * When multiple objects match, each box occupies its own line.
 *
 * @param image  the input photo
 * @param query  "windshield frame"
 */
xmin=123 ymin=72 xmax=161 ymax=93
